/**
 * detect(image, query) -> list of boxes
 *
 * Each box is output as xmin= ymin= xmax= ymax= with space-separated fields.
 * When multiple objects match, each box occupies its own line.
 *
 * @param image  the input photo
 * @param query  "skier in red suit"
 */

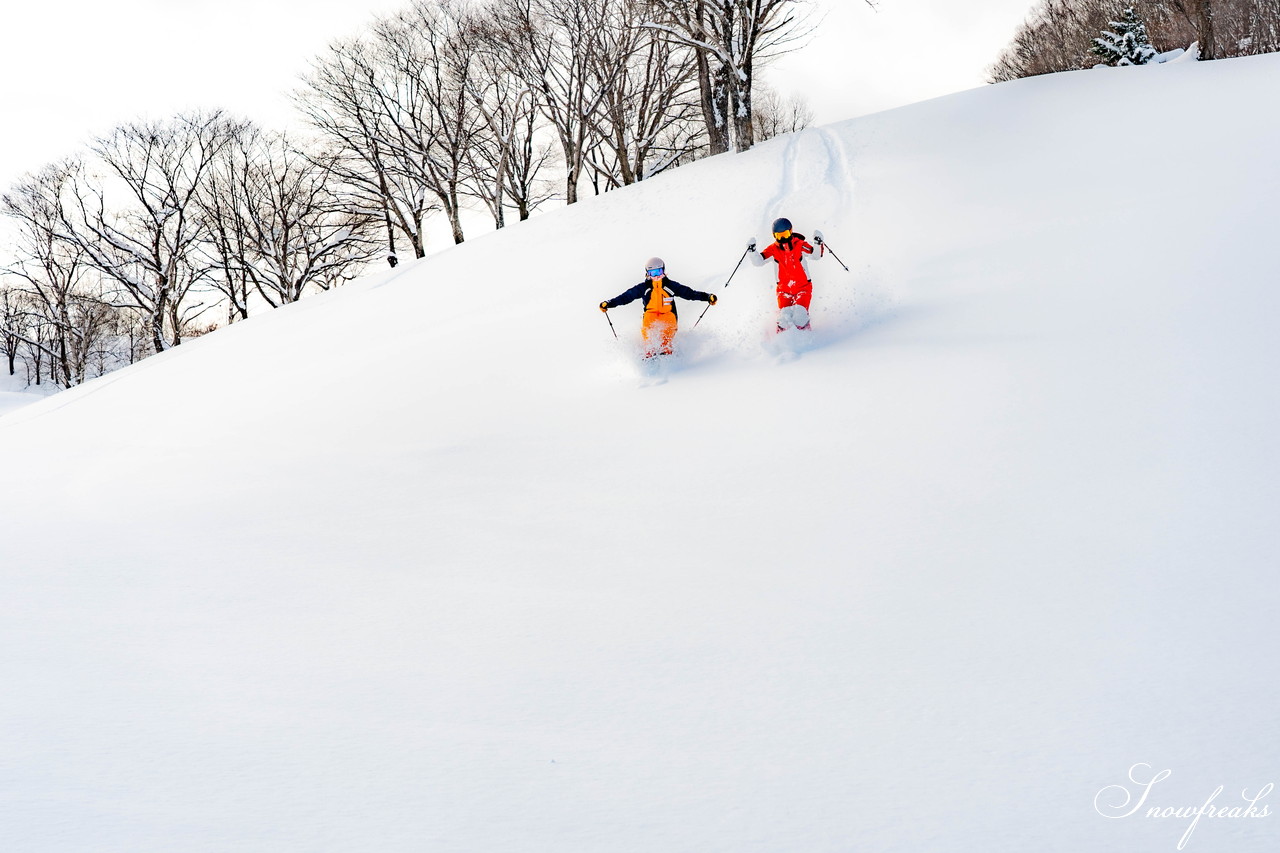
xmin=750 ymin=217 xmax=821 ymax=332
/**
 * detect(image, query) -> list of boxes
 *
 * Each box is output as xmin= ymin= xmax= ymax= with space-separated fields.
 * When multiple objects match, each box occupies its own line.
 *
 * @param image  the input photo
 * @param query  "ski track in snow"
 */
xmin=818 ymin=125 xmax=858 ymax=216
xmin=763 ymin=131 xmax=801 ymax=223
xmin=763 ymin=126 xmax=857 ymax=236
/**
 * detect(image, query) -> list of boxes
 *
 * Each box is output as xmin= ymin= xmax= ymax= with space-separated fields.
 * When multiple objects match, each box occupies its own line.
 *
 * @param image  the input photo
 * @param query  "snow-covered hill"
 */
xmin=0 ymin=373 xmax=51 ymax=417
xmin=3 ymin=55 xmax=1279 ymax=852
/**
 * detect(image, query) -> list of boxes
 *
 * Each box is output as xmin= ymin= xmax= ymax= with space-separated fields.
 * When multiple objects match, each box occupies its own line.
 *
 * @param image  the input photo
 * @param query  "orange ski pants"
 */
xmin=641 ymin=311 xmax=678 ymax=356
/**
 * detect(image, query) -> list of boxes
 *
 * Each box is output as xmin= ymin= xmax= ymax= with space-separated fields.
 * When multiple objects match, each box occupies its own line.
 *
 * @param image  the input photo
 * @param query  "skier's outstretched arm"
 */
xmin=602 ymin=281 xmax=646 ymax=309
xmin=664 ymin=280 xmax=715 ymax=303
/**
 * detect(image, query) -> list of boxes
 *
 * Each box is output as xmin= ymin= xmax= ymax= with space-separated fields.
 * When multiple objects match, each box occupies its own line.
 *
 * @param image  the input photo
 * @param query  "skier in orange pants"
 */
xmin=601 ymin=257 xmax=716 ymax=358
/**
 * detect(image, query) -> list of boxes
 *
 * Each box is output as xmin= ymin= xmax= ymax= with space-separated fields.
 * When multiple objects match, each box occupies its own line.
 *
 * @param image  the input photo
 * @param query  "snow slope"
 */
xmin=0 ymin=373 xmax=50 ymax=417
xmin=3 ymin=55 xmax=1280 ymax=852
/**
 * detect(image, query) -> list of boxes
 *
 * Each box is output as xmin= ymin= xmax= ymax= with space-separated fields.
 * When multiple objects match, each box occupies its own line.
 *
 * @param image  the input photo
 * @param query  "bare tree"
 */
xmin=1256 ymin=0 xmax=1280 ymax=53
xmin=584 ymin=0 xmax=706 ymax=190
xmin=200 ymin=125 xmax=380 ymax=314
xmin=3 ymin=162 xmax=86 ymax=381
xmin=642 ymin=0 xmax=730 ymax=154
xmin=200 ymin=141 xmax=255 ymax=324
xmin=463 ymin=71 xmax=557 ymax=225
xmin=641 ymin=0 xmax=824 ymax=153
xmin=488 ymin=0 xmax=617 ymax=204
xmin=21 ymin=309 xmax=51 ymax=386
xmin=988 ymin=0 xmax=1280 ymax=81
xmin=3 ymin=163 xmax=95 ymax=385
xmin=498 ymin=114 xmax=559 ymax=220
xmin=1163 ymin=0 xmax=1217 ymax=56
xmin=369 ymin=0 xmax=486 ymax=244
xmin=460 ymin=12 xmax=557 ymax=226
xmin=1172 ymin=0 xmax=1278 ymax=57
xmin=752 ymin=83 xmax=813 ymax=142
xmin=53 ymin=113 xmax=241 ymax=354
xmin=297 ymin=36 xmax=440 ymax=260
xmin=0 ymin=284 xmax=25 ymax=377
xmin=990 ymin=0 xmax=1151 ymax=80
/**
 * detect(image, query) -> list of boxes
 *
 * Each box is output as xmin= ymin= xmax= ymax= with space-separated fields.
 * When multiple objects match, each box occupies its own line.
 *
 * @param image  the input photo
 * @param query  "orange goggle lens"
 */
xmin=774 ymin=230 xmax=792 ymax=240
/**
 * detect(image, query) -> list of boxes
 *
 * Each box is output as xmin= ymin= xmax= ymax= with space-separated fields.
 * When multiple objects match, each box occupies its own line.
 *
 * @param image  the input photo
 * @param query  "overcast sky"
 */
xmin=0 ymin=0 xmax=1036 ymax=190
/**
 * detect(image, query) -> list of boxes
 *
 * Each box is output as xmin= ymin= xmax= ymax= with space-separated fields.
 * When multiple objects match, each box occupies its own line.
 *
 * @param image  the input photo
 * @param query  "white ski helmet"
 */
xmin=645 ymin=256 xmax=665 ymax=276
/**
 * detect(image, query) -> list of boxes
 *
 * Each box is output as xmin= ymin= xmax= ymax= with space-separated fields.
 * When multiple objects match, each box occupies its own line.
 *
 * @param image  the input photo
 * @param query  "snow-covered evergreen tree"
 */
xmin=1091 ymin=7 xmax=1158 ymax=66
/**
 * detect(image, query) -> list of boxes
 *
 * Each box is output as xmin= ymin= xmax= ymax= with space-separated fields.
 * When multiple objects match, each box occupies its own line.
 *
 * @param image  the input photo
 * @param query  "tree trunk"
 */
xmin=58 ymin=326 xmax=72 ymax=386
xmin=410 ymin=223 xmax=426 ymax=259
xmin=565 ymin=164 xmax=579 ymax=205
xmin=698 ymin=51 xmax=731 ymax=155
xmin=151 ymin=296 xmax=168 ymax=355
xmin=1197 ymin=0 xmax=1216 ymax=59
xmin=31 ymin=335 xmax=43 ymax=385
xmin=492 ymin=173 xmax=507 ymax=230
xmin=448 ymin=185 xmax=465 ymax=244
xmin=732 ymin=61 xmax=755 ymax=152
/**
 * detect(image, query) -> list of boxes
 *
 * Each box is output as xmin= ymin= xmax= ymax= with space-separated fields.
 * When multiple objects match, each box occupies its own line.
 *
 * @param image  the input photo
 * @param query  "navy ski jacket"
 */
xmin=603 ymin=278 xmax=713 ymax=319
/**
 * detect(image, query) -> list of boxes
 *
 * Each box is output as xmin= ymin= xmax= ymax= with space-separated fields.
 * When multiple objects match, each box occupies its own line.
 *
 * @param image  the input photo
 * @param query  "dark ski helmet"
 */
xmin=772 ymin=217 xmax=793 ymax=236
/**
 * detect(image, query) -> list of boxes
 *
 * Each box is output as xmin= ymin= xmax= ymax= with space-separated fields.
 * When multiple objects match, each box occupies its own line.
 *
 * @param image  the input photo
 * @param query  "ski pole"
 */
xmin=815 ymin=235 xmax=850 ymax=272
xmin=722 ymin=245 xmax=753 ymax=289
xmin=602 ymin=307 xmax=618 ymax=339
xmin=693 ymin=293 xmax=721 ymax=329
xmin=693 ymin=302 xmax=713 ymax=328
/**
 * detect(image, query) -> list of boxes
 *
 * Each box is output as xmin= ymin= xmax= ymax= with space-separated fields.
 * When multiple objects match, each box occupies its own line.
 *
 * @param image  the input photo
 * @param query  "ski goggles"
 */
xmin=774 ymin=229 xmax=792 ymax=240
xmin=646 ymin=267 xmax=665 ymax=278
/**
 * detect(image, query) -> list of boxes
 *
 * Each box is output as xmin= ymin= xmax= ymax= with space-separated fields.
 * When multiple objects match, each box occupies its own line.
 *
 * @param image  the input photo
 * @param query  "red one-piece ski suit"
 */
xmin=762 ymin=234 xmax=815 ymax=310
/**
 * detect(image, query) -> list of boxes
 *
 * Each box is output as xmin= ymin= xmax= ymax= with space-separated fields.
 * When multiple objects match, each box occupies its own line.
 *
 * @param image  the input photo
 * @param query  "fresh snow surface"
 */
xmin=3 ymin=55 xmax=1280 ymax=853
xmin=0 ymin=372 xmax=51 ymax=417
